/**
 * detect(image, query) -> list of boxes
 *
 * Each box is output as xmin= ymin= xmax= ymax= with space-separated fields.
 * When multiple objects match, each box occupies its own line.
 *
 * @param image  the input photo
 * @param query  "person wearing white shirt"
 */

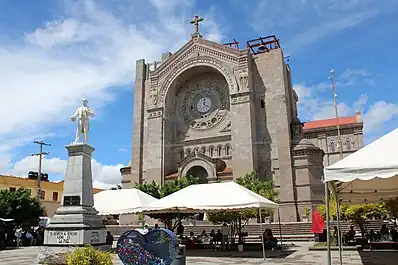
xmin=221 ymin=223 xmax=230 ymax=249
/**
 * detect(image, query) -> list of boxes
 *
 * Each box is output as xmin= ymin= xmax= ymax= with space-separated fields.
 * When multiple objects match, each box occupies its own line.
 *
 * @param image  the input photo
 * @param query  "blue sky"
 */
xmin=0 ymin=0 xmax=397 ymax=188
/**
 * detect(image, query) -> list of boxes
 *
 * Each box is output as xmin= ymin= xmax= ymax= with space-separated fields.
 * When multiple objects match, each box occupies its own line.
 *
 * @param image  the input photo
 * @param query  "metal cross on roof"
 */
xmin=190 ymin=15 xmax=204 ymax=38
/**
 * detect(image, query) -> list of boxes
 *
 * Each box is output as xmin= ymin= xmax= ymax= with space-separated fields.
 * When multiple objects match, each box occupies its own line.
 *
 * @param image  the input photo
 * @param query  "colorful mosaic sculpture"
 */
xmin=116 ymin=228 xmax=178 ymax=265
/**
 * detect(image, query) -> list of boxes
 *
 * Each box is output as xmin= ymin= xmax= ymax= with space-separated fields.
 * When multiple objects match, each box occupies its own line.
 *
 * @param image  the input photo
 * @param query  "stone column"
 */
xmin=230 ymin=91 xmax=256 ymax=179
xmin=127 ymin=59 xmax=147 ymax=188
xmin=143 ymin=108 xmax=163 ymax=184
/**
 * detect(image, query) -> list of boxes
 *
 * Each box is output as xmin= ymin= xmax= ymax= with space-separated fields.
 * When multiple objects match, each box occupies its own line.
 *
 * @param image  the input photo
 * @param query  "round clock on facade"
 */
xmin=177 ymin=74 xmax=229 ymax=131
xmin=196 ymin=97 xmax=212 ymax=113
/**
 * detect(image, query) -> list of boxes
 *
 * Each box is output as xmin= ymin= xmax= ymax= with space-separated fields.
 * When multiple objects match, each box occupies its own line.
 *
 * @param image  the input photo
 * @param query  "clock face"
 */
xmin=177 ymin=74 xmax=229 ymax=131
xmin=196 ymin=97 xmax=212 ymax=113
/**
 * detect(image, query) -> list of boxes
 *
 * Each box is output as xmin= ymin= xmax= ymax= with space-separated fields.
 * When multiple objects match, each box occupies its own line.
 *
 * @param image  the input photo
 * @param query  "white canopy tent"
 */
xmin=142 ymin=181 xmax=278 ymax=259
xmin=142 ymin=181 xmax=278 ymax=213
xmin=324 ymin=127 xmax=398 ymax=203
xmin=93 ymin=188 xmax=158 ymax=215
xmin=323 ymin=127 xmax=398 ymax=265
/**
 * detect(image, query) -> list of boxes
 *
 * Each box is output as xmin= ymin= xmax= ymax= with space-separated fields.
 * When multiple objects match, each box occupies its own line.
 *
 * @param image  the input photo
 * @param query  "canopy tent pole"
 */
xmin=277 ymin=208 xmax=283 ymax=251
xmin=335 ymin=193 xmax=343 ymax=265
xmin=259 ymin=209 xmax=266 ymax=260
xmin=325 ymin=181 xmax=332 ymax=265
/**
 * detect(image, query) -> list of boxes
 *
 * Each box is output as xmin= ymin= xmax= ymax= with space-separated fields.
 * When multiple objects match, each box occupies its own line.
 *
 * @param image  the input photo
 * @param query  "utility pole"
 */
xmin=329 ymin=69 xmax=344 ymax=265
xmin=32 ymin=140 xmax=51 ymax=200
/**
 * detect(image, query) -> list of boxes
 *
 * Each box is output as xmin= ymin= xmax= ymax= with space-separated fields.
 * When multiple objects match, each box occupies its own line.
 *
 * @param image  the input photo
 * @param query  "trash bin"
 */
xmin=171 ymin=244 xmax=186 ymax=265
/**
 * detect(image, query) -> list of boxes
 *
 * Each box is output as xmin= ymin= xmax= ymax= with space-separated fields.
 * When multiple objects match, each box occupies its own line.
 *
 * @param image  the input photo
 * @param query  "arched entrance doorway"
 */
xmin=186 ymin=165 xmax=208 ymax=221
xmin=186 ymin=166 xmax=209 ymax=184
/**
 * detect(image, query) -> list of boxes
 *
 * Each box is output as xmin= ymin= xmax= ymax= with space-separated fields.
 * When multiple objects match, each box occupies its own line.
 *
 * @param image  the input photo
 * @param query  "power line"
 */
xmin=31 ymin=140 xmax=51 ymax=200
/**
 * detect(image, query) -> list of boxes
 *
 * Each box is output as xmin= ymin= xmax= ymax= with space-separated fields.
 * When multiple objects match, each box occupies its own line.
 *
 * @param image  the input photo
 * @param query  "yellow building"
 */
xmin=0 ymin=175 xmax=103 ymax=217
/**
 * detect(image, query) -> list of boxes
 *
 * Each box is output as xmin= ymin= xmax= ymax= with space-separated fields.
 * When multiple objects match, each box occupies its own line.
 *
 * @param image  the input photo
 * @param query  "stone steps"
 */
xmin=106 ymin=220 xmax=385 ymax=240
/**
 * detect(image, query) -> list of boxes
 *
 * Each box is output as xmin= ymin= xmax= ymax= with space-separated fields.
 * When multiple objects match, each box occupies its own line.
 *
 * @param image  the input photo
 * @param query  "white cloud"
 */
xmin=0 ymin=0 xmax=222 ymax=181
xmin=363 ymin=101 xmax=398 ymax=133
xmin=295 ymin=81 xmax=398 ymax=137
xmin=10 ymin=155 xmax=122 ymax=189
xmin=354 ymin=94 xmax=369 ymax=111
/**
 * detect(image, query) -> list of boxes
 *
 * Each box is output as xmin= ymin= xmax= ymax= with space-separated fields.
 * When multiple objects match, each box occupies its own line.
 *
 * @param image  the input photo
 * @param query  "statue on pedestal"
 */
xmin=70 ymin=98 xmax=95 ymax=143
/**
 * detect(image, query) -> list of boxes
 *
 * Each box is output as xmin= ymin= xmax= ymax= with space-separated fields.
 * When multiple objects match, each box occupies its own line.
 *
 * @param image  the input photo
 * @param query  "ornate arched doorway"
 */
xmin=186 ymin=165 xmax=209 ymax=184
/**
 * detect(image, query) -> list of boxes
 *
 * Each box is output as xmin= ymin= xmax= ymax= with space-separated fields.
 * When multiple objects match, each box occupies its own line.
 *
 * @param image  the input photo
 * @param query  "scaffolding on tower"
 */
xmin=223 ymin=39 xmax=240 ymax=49
xmin=247 ymin=35 xmax=280 ymax=55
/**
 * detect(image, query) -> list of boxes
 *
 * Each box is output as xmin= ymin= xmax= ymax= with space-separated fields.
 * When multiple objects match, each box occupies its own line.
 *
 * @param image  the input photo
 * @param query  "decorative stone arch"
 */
xmin=344 ymin=138 xmax=352 ymax=151
xmin=208 ymin=145 xmax=215 ymax=157
xmin=224 ymin=144 xmax=232 ymax=156
xmin=216 ymin=145 xmax=223 ymax=157
xmin=328 ymin=141 xmax=336 ymax=153
xmin=180 ymin=158 xmax=216 ymax=182
xmin=200 ymin=146 xmax=207 ymax=154
xmin=158 ymin=55 xmax=239 ymax=107
xmin=186 ymin=148 xmax=192 ymax=156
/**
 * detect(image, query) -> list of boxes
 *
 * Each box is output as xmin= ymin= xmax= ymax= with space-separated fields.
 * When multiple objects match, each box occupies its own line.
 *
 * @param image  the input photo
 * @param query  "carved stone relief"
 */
xmin=238 ymin=70 xmax=248 ymax=90
xmin=176 ymin=74 xmax=229 ymax=131
xmin=183 ymin=143 xmax=232 ymax=158
xmin=149 ymin=89 xmax=158 ymax=105
xmin=157 ymin=56 xmax=238 ymax=104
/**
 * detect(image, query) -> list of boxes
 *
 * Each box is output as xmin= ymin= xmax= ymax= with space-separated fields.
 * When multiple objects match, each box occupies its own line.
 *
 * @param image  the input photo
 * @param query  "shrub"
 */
xmin=66 ymin=245 xmax=112 ymax=265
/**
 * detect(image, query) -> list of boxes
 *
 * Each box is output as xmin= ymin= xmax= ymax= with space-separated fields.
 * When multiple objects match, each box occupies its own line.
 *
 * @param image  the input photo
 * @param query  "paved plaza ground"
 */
xmin=0 ymin=243 xmax=397 ymax=264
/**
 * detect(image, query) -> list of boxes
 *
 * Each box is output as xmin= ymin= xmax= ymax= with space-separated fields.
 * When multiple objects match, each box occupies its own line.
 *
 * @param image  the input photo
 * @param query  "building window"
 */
xmin=217 ymin=145 xmax=222 ymax=157
xmin=260 ymin=99 xmax=265 ymax=108
xmin=209 ymin=146 xmax=214 ymax=157
xmin=9 ymin=187 xmax=16 ymax=192
xmin=225 ymin=145 xmax=232 ymax=156
xmin=329 ymin=141 xmax=335 ymax=153
xmin=52 ymin=192 xmax=59 ymax=201
xmin=345 ymin=140 xmax=352 ymax=151
xmin=39 ymin=190 xmax=45 ymax=200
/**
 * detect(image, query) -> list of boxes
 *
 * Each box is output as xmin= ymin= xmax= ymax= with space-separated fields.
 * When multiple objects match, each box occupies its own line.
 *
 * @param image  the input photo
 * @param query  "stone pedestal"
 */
xmin=37 ymin=143 xmax=107 ymax=264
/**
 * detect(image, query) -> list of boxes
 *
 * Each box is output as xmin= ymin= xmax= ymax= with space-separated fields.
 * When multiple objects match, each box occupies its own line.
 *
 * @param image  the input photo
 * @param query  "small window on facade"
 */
xmin=209 ymin=146 xmax=214 ymax=157
xmin=329 ymin=141 xmax=336 ymax=153
xmin=345 ymin=140 xmax=351 ymax=151
xmin=225 ymin=145 xmax=232 ymax=156
xmin=52 ymin=192 xmax=59 ymax=201
xmin=9 ymin=187 xmax=16 ymax=192
xmin=217 ymin=146 xmax=222 ymax=157
xmin=39 ymin=190 xmax=45 ymax=200
xmin=260 ymin=99 xmax=265 ymax=108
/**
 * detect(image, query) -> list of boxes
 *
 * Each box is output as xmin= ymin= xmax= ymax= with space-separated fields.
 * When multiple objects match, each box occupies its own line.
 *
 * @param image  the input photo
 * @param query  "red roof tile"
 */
xmin=303 ymin=112 xmax=361 ymax=130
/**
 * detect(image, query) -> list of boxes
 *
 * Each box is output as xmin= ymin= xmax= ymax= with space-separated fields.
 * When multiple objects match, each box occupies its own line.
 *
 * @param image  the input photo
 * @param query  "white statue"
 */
xmin=70 ymin=98 xmax=95 ymax=143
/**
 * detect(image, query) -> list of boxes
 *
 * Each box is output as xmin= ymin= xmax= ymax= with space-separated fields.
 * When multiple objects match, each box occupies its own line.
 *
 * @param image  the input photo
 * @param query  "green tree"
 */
xmin=344 ymin=203 xmax=388 ymax=225
xmin=384 ymin=197 xmax=398 ymax=220
xmin=207 ymin=172 xmax=278 ymax=243
xmin=317 ymin=196 xmax=348 ymax=221
xmin=317 ymin=197 xmax=389 ymax=232
xmin=0 ymin=188 xmax=45 ymax=226
xmin=135 ymin=175 xmax=200 ymax=229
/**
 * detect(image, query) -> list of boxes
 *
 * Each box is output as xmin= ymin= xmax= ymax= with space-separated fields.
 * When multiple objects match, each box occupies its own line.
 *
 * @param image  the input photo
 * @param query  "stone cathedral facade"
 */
xmin=120 ymin=32 xmax=363 ymax=222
